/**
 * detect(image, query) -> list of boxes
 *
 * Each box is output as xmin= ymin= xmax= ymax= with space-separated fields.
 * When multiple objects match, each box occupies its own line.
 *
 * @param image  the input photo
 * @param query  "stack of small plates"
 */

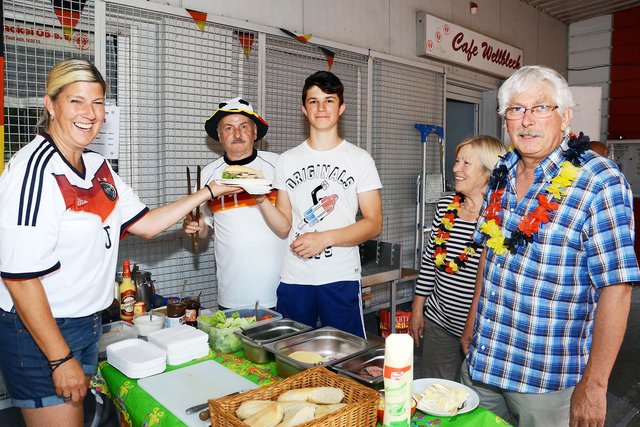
xmin=148 ymin=325 xmax=210 ymax=365
xmin=106 ymin=338 xmax=166 ymax=378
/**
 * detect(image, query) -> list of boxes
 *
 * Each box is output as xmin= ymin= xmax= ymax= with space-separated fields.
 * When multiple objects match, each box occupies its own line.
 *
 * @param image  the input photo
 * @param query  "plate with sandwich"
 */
xmin=217 ymin=165 xmax=273 ymax=195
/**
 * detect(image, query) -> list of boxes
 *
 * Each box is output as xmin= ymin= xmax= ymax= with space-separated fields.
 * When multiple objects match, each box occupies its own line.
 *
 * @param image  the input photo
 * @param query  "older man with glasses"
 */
xmin=460 ymin=65 xmax=639 ymax=427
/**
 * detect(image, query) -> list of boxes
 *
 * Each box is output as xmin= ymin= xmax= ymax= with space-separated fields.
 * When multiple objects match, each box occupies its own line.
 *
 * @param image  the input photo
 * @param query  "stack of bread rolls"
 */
xmin=235 ymin=386 xmax=346 ymax=427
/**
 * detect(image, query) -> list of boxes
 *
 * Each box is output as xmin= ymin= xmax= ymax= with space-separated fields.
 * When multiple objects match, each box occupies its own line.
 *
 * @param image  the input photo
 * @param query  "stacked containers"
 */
xmin=106 ymin=339 xmax=166 ymax=378
xmin=148 ymin=325 xmax=209 ymax=365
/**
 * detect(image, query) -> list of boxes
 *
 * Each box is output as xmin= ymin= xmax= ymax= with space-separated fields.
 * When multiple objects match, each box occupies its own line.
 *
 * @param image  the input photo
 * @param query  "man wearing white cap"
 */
xmin=184 ymin=97 xmax=285 ymax=309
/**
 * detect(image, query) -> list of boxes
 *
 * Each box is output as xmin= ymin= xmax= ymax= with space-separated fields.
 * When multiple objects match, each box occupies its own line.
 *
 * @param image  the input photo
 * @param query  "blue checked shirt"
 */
xmin=469 ymin=138 xmax=640 ymax=393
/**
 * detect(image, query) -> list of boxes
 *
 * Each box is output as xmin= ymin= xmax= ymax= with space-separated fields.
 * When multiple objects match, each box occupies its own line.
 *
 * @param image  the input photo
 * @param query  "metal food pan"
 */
xmin=234 ymin=319 xmax=313 ymax=364
xmin=262 ymin=326 xmax=375 ymax=377
xmin=331 ymin=347 xmax=385 ymax=388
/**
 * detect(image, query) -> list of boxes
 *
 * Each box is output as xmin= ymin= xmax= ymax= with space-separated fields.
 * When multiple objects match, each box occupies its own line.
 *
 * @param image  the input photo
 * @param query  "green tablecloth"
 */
xmin=91 ymin=351 xmax=511 ymax=427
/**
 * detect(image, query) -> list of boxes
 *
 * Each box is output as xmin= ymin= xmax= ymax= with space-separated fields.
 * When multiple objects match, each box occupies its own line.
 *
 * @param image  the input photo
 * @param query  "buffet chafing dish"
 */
xmin=331 ymin=347 xmax=385 ymax=388
xmin=234 ymin=319 xmax=313 ymax=364
xmin=262 ymin=326 xmax=377 ymax=377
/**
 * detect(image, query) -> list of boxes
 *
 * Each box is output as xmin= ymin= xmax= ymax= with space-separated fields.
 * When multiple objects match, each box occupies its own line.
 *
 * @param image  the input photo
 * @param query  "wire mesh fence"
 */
xmin=3 ymin=0 xmax=445 ymax=312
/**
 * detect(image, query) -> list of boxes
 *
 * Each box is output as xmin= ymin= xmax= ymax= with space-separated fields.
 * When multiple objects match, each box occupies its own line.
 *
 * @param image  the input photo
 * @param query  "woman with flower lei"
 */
xmin=410 ymin=136 xmax=505 ymax=381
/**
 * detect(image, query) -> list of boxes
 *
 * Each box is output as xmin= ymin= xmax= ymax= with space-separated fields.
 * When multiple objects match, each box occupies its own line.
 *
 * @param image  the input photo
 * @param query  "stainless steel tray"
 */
xmin=262 ymin=326 xmax=375 ymax=377
xmin=234 ymin=319 xmax=313 ymax=364
xmin=331 ymin=347 xmax=385 ymax=387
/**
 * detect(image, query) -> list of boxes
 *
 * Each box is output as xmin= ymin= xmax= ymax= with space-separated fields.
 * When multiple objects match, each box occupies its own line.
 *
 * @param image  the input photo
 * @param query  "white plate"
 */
xmin=413 ymin=378 xmax=479 ymax=417
xmin=218 ymin=178 xmax=273 ymax=186
xmin=239 ymin=183 xmax=273 ymax=195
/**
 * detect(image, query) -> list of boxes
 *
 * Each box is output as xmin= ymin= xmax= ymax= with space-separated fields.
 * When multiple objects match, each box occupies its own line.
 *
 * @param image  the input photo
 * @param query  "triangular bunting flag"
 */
xmin=235 ymin=31 xmax=255 ymax=60
xmin=187 ymin=9 xmax=207 ymax=32
xmin=319 ymin=46 xmax=335 ymax=71
xmin=50 ymin=0 xmax=87 ymax=37
xmin=279 ymin=28 xmax=312 ymax=44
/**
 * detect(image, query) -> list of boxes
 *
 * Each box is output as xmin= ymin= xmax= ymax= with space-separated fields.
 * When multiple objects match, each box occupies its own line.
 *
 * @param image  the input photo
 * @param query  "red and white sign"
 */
xmin=4 ymin=23 xmax=92 ymax=53
xmin=417 ymin=13 xmax=522 ymax=77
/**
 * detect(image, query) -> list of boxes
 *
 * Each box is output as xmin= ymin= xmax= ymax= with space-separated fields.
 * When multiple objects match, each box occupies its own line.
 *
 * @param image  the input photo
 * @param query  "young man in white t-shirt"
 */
xmin=255 ymin=71 xmax=383 ymax=337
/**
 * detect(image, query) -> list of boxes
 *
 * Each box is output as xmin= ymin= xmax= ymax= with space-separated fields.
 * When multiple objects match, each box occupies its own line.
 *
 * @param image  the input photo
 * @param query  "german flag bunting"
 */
xmin=186 ymin=9 xmax=207 ymax=32
xmin=318 ymin=46 xmax=335 ymax=71
xmin=279 ymin=28 xmax=312 ymax=44
xmin=235 ymin=31 xmax=255 ymax=60
xmin=51 ymin=0 xmax=87 ymax=39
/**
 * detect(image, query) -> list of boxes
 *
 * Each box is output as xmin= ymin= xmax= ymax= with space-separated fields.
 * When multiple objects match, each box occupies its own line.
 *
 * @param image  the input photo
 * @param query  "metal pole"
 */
xmin=414 ymin=124 xmax=445 ymax=263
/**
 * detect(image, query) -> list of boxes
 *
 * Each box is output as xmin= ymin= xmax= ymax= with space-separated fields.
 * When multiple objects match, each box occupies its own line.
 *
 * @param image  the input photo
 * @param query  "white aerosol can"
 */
xmin=383 ymin=333 xmax=414 ymax=427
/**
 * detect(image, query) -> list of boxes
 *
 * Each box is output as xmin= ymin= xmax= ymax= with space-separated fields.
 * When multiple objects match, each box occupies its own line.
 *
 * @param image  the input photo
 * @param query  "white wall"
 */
xmin=568 ymin=15 xmax=612 ymax=142
xmin=164 ymin=0 xmax=568 ymax=82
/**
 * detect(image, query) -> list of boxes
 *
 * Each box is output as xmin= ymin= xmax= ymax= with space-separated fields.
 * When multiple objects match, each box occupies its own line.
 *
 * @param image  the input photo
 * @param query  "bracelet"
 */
xmin=49 ymin=351 xmax=74 ymax=374
xmin=204 ymin=183 xmax=215 ymax=200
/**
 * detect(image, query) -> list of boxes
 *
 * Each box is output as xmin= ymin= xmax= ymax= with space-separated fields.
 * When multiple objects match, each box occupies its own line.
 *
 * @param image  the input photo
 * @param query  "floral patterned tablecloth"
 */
xmin=91 ymin=351 xmax=511 ymax=427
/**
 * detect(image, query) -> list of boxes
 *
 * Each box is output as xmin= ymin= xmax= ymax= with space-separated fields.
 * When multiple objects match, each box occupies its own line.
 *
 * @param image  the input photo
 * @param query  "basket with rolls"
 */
xmin=209 ymin=365 xmax=379 ymax=427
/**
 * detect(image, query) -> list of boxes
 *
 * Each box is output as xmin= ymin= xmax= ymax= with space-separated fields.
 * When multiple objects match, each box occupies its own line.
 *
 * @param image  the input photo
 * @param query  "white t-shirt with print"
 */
xmin=0 ymin=134 xmax=147 ymax=317
xmin=274 ymin=140 xmax=382 ymax=285
xmin=201 ymin=151 xmax=286 ymax=308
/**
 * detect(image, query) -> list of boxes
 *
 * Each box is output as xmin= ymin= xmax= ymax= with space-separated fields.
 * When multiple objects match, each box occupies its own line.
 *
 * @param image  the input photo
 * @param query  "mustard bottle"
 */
xmin=119 ymin=260 xmax=136 ymax=323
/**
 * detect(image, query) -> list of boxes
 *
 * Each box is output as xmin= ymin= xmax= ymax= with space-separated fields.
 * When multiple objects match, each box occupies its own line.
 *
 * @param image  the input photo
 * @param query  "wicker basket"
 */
xmin=208 ymin=365 xmax=379 ymax=427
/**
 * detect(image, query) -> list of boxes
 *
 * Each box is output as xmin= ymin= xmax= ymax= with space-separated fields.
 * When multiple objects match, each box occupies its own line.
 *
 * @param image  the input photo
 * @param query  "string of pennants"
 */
xmin=185 ymin=9 xmax=335 ymax=70
xmin=43 ymin=3 xmax=336 ymax=70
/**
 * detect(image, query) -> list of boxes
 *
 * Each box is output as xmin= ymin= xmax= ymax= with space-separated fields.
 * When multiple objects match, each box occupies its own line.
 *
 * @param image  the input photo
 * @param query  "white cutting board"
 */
xmin=138 ymin=360 xmax=258 ymax=426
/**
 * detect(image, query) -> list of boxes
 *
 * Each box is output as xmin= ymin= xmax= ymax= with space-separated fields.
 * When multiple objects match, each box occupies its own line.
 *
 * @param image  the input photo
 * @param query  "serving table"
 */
xmin=91 ymin=350 xmax=510 ymax=427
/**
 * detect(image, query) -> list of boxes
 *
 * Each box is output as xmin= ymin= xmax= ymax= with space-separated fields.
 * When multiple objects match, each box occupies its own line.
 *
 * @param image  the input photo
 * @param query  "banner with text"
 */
xmin=417 ymin=12 xmax=522 ymax=78
xmin=4 ymin=22 xmax=92 ymax=52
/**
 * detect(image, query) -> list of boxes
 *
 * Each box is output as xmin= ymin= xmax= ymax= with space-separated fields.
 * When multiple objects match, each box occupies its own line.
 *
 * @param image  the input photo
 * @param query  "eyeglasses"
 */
xmin=504 ymin=104 xmax=559 ymax=120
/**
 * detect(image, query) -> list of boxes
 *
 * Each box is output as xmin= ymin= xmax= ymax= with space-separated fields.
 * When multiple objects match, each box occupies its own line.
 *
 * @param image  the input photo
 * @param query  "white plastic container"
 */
xmin=133 ymin=312 xmax=165 ymax=337
xmin=106 ymin=338 xmax=166 ymax=378
xmin=148 ymin=325 xmax=209 ymax=365
xmin=383 ymin=333 xmax=414 ymax=427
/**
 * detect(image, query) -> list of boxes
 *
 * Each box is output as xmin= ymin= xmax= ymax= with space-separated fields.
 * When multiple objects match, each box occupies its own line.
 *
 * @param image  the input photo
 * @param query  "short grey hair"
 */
xmin=498 ymin=65 xmax=575 ymax=116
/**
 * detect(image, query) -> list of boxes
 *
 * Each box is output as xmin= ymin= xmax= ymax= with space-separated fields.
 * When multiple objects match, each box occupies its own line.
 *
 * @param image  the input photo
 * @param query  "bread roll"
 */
xmin=278 ymin=401 xmax=317 ymax=417
xmin=242 ymin=402 xmax=284 ymax=427
xmin=235 ymin=400 xmax=274 ymax=420
xmin=277 ymin=387 xmax=344 ymax=404
xmin=276 ymin=405 xmax=316 ymax=427
xmin=313 ymin=403 xmax=347 ymax=419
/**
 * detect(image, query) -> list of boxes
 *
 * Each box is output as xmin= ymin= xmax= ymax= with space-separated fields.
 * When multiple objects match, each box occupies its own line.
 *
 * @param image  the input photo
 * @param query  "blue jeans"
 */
xmin=0 ymin=308 xmax=101 ymax=408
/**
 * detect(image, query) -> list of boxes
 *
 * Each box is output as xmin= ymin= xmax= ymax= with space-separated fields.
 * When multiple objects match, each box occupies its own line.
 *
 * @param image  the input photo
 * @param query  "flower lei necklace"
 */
xmin=433 ymin=193 xmax=483 ymax=274
xmin=480 ymin=132 xmax=590 ymax=255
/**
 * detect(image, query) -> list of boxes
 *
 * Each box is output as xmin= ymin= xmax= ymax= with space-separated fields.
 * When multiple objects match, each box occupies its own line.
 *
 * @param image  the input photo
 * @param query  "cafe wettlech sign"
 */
xmin=416 ymin=12 xmax=522 ymax=77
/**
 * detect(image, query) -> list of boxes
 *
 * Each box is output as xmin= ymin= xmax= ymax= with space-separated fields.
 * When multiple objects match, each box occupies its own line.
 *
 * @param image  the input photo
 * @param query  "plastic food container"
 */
xmin=220 ymin=305 xmax=282 ymax=325
xmin=99 ymin=321 xmax=138 ymax=357
xmin=198 ymin=306 xmax=282 ymax=354
xmin=106 ymin=338 xmax=166 ymax=378
xmin=133 ymin=312 xmax=166 ymax=337
xmin=235 ymin=319 xmax=313 ymax=364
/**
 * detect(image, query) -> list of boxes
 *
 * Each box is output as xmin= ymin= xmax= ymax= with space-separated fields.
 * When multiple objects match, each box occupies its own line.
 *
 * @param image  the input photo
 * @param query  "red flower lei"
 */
xmin=433 ymin=193 xmax=482 ymax=274
xmin=481 ymin=132 xmax=590 ymax=254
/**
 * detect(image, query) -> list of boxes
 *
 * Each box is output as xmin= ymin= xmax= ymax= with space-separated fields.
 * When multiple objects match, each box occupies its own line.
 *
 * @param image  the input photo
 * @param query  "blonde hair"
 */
xmin=455 ymin=135 xmax=506 ymax=179
xmin=38 ymin=59 xmax=107 ymax=130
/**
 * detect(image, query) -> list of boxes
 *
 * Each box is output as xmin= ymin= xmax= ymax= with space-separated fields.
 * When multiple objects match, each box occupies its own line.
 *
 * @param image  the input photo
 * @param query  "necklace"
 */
xmin=480 ymin=133 xmax=589 ymax=255
xmin=433 ymin=193 xmax=483 ymax=274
